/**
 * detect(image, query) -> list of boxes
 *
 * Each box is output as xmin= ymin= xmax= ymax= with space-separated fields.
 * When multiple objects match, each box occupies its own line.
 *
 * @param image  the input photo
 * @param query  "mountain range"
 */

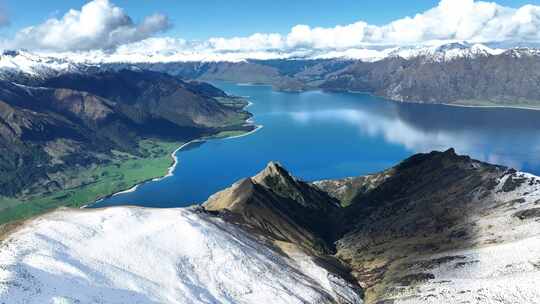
xmin=3 ymin=42 xmax=540 ymax=109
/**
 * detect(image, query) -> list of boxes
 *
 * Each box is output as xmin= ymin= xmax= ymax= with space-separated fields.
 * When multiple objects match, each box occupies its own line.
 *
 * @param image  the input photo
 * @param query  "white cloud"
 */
xmin=208 ymin=33 xmax=284 ymax=51
xmin=12 ymin=0 xmax=170 ymax=51
xmin=194 ymin=0 xmax=540 ymax=52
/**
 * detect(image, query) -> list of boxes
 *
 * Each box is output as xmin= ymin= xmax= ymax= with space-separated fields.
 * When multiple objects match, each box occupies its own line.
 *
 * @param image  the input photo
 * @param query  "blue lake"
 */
xmin=93 ymin=82 xmax=540 ymax=208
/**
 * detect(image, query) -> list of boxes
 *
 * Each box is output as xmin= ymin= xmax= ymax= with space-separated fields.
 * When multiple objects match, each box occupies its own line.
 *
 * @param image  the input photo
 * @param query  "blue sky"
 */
xmin=4 ymin=0 xmax=539 ymax=40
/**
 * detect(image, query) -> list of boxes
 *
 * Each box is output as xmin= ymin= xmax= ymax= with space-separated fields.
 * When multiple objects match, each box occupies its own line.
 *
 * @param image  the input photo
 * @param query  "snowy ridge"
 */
xmin=43 ymin=43 xmax=508 ymax=63
xmin=386 ymin=42 xmax=505 ymax=62
xmin=503 ymin=47 xmax=540 ymax=58
xmin=0 ymin=43 xmax=537 ymax=78
xmin=0 ymin=50 xmax=84 ymax=79
xmin=0 ymin=43 xmax=538 ymax=80
xmin=397 ymin=235 xmax=540 ymax=304
xmin=0 ymin=207 xmax=362 ymax=304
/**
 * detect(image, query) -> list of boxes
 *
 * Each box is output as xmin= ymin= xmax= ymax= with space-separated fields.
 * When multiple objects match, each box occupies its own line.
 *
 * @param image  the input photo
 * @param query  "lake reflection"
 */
xmin=289 ymin=103 xmax=540 ymax=170
xmin=93 ymin=83 xmax=540 ymax=208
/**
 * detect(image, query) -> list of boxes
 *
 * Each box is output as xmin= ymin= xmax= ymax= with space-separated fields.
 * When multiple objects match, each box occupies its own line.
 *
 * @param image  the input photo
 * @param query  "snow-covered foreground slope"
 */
xmin=0 ymin=207 xmax=362 ymax=304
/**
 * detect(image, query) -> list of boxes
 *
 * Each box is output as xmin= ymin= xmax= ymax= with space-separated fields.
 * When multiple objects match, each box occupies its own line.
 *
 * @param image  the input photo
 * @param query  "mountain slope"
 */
xmin=328 ymin=150 xmax=540 ymax=303
xmin=0 ymin=69 xmax=253 ymax=224
xmin=0 ymin=207 xmax=362 ymax=304
xmin=37 ymin=70 xmax=247 ymax=128
xmin=321 ymin=45 xmax=540 ymax=108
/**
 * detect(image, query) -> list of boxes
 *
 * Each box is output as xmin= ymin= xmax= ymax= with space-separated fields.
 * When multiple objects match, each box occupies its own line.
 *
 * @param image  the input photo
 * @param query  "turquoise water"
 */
xmin=93 ymin=82 xmax=540 ymax=208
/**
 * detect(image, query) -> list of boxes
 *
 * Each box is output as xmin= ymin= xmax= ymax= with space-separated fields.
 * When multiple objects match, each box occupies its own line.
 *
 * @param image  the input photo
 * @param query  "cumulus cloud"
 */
xmin=197 ymin=0 xmax=540 ymax=51
xmin=12 ymin=0 xmax=170 ymax=51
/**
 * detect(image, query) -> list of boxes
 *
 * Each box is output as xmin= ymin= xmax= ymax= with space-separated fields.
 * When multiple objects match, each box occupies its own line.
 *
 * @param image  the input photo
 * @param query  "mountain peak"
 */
xmin=434 ymin=41 xmax=470 ymax=51
xmin=253 ymin=161 xmax=291 ymax=184
xmin=388 ymin=42 xmax=503 ymax=62
xmin=203 ymin=162 xmax=341 ymax=251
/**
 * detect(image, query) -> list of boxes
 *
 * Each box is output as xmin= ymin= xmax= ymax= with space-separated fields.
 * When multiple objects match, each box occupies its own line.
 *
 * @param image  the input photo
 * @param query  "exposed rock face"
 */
xmin=205 ymin=150 xmax=540 ymax=303
xmin=313 ymin=172 xmax=391 ymax=207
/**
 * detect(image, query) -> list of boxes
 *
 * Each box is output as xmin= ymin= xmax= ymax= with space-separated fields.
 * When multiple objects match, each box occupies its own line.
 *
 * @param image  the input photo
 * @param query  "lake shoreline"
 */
xmin=440 ymin=102 xmax=540 ymax=111
xmin=344 ymin=90 xmax=540 ymax=112
xmin=88 ymin=99 xmax=262 ymax=208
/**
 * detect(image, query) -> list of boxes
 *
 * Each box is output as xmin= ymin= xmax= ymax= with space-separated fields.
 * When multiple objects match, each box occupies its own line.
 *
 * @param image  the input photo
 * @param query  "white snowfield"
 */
xmin=0 ymin=207 xmax=362 ymax=304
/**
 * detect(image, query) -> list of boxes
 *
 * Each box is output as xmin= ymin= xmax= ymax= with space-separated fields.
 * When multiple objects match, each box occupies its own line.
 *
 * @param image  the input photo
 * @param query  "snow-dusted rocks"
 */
xmin=0 ymin=207 xmax=362 ymax=304
xmin=395 ymin=234 xmax=540 ymax=304
xmin=385 ymin=170 xmax=540 ymax=303
xmin=0 ymin=50 xmax=84 ymax=79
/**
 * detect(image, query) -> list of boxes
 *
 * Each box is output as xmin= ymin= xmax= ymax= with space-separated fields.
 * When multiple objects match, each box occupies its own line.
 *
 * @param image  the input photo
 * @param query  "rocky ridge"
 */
xmin=203 ymin=149 xmax=540 ymax=303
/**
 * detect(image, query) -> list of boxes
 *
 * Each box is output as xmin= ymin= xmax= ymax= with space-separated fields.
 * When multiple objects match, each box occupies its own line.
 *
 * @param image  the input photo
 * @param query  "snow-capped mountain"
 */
xmin=386 ymin=42 xmax=505 ymax=62
xmin=0 ymin=43 xmax=518 ymax=77
xmin=0 ymin=50 xmax=85 ymax=79
xmin=309 ymin=42 xmax=506 ymax=62
xmin=502 ymin=47 xmax=540 ymax=58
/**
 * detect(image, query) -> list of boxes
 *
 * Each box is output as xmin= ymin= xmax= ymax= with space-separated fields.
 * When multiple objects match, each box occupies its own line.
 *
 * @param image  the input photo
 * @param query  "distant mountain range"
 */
xmin=3 ymin=42 xmax=540 ymax=109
